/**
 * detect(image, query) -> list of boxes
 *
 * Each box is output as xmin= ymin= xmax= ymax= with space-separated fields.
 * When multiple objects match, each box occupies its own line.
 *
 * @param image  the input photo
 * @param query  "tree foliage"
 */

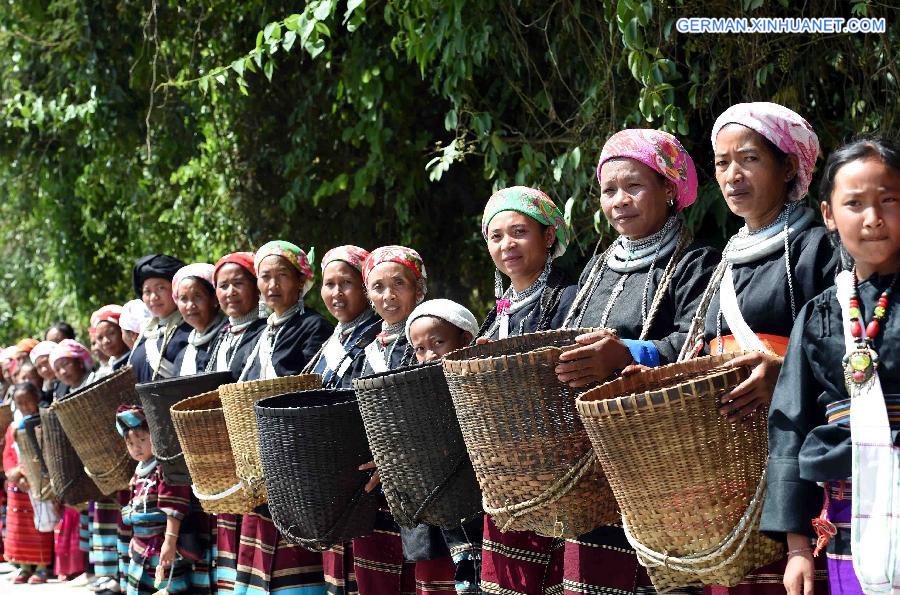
xmin=0 ymin=0 xmax=896 ymax=343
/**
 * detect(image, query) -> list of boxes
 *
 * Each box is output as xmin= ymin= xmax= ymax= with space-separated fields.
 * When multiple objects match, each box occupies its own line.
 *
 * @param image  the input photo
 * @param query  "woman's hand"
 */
xmin=158 ymin=534 xmax=177 ymax=570
xmin=359 ymin=461 xmax=381 ymax=493
xmin=783 ymin=533 xmax=815 ymax=595
xmin=16 ymin=475 xmax=29 ymax=491
xmin=555 ymin=330 xmax=633 ymax=388
xmin=720 ymin=351 xmax=783 ymax=422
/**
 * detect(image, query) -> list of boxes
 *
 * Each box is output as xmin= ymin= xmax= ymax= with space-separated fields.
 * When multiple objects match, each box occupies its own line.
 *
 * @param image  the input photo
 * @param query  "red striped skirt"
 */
xmin=3 ymin=486 xmax=53 ymax=566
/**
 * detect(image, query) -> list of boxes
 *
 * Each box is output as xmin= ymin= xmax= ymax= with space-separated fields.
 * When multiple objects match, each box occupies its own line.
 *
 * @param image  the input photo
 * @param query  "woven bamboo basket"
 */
xmin=39 ymin=407 xmax=102 ymax=505
xmin=354 ymin=362 xmax=482 ymax=529
xmin=441 ymin=329 xmax=617 ymax=538
xmin=171 ymin=389 xmax=258 ymax=514
xmin=17 ymin=418 xmax=54 ymax=501
xmin=51 ymin=367 xmax=140 ymax=495
xmin=256 ymin=390 xmax=380 ymax=551
xmin=218 ymin=374 xmax=321 ymax=505
xmin=0 ymin=402 xmax=12 ymax=439
xmin=576 ymin=353 xmax=784 ymax=590
xmin=136 ymin=371 xmax=234 ymax=485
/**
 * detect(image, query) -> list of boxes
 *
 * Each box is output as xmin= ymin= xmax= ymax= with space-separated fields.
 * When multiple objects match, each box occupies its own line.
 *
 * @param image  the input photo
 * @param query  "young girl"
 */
xmin=2 ymin=382 xmax=53 ymax=584
xmin=406 ymin=299 xmax=478 ymax=363
xmin=117 ymin=405 xmax=191 ymax=595
xmin=762 ymin=137 xmax=900 ymax=595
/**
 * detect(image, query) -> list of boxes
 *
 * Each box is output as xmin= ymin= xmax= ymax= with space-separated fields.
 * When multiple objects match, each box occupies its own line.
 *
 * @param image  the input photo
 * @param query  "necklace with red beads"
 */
xmin=843 ymin=268 xmax=897 ymax=386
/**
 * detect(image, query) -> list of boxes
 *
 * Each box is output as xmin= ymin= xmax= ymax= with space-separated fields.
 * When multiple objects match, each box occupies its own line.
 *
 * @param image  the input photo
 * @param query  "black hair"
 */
xmin=820 ymin=136 xmax=900 ymax=204
xmin=719 ymin=122 xmax=796 ymax=197
xmin=47 ymin=321 xmax=76 ymax=340
xmin=13 ymin=381 xmax=40 ymax=401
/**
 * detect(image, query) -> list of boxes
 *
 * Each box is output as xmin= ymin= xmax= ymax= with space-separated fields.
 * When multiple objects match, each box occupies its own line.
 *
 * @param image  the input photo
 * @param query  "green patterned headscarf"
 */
xmin=481 ymin=186 xmax=570 ymax=258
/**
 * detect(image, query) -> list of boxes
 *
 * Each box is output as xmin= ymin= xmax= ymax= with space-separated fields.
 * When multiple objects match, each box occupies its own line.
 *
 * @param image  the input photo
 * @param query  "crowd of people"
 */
xmin=0 ymin=100 xmax=896 ymax=595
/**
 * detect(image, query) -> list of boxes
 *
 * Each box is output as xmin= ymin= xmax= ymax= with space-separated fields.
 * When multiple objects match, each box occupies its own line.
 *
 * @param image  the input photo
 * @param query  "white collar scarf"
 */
xmin=179 ymin=313 xmax=227 ymax=376
xmin=240 ymin=301 xmax=304 ymax=380
xmin=607 ymin=216 xmax=681 ymax=273
xmin=724 ymin=204 xmax=815 ymax=265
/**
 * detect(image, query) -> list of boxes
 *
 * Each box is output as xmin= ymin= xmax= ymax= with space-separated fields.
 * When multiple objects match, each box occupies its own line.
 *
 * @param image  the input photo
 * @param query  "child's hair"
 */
xmin=47 ymin=321 xmax=76 ymax=340
xmin=820 ymin=136 xmax=900 ymax=204
xmin=12 ymin=381 xmax=41 ymax=402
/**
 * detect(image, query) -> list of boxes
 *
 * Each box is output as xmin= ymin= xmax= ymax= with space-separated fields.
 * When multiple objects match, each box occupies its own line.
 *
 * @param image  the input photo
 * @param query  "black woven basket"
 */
xmin=39 ymin=407 xmax=103 ymax=505
xmin=136 ymin=371 xmax=234 ymax=485
xmin=353 ymin=362 xmax=482 ymax=529
xmin=255 ymin=389 xmax=379 ymax=551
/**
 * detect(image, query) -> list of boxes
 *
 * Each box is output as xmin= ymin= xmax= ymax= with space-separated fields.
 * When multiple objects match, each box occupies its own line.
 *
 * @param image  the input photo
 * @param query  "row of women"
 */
xmin=2 ymin=100 xmax=898 ymax=595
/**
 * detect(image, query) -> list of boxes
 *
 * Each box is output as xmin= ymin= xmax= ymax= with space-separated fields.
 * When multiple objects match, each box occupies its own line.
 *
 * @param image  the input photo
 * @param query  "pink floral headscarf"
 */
xmin=322 ymin=245 xmax=370 ymax=274
xmin=48 ymin=339 xmax=93 ymax=371
xmin=711 ymin=102 xmax=819 ymax=201
xmin=481 ymin=186 xmax=571 ymax=258
xmin=362 ymin=246 xmax=427 ymax=296
xmin=254 ymin=240 xmax=315 ymax=297
xmin=172 ymin=263 xmax=216 ymax=300
xmin=597 ymin=129 xmax=699 ymax=211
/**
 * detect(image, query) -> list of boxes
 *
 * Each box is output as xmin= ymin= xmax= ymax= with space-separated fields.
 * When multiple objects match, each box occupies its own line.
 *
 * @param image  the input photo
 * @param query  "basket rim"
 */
xmin=441 ymin=328 xmax=591 ymax=373
xmin=53 ymin=366 xmax=135 ymax=405
xmin=352 ymin=360 xmax=442 ymax=390
xmin=218 ymin=373 xmax=322 ymax=397
xmin=575 ymin=353 xmax=751 ymax=417
xmin=136 ymin=370 xmax=234 ymax=393
xmin=171 ymin=389 xmax=222 ymax=414
xmin=255 ymin=389 xmax=357 ymax=416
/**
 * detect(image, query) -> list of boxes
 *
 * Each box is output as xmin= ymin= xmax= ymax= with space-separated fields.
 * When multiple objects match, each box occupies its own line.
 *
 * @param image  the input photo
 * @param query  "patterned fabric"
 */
xmin=362 ymin=246 xmax=428 ymax=290
xmin=92 ymin=498 xmax=122 ymax=578
xmin=597 ymin=129 xmax=698 ymax=211
xmin=322 ymin=245 xmax=371 ymax=274
xmin=352 ymin=509 xmax=415 ymax=595
xmin=254 ymin=240 xmax=316 ymax=297
xmin=121 ymin=463 xmax=190 ymax=559
xmin=821 ymin=481 xmax=862 ymax=595
xmin=214 ymin=252 xmax=257 ymax=282
xmin=480 ymin=516 xmax=563 ymax=595
xmin=91 ymin=304 xmax=124 ymax=329
xmin=2 ymin=486 xmax=53 ymax=565
xmin=116 ymin=405 xmax=147 ymax=438
xmin=120 ymin=299 xmax=153 ymax=334
xmin=216 ymin=513 xmax=242 ymax=592
xmin=126 ymin=549 xmax=191 ymax=595
xmin=711 ymin=102 xmax=819 ymax=201
xmin=323 ymin=543 xmax=359 ymax=595
xmin=827 ymin=395 xmax=900 ymax=426
xmin=481 ymin=187 xmax=570 ymax=258
xmin=80 ymin=508 xmax=92 ymax=552
xmin=48 ymin=338 xmax=93 ymax=371
xmin=16 ymin=338 xmax=39 ymax=353
xmin=172 ymin=262 xmax=216 ymax=299
xmin=233 ymin=512 xmax=326 ymax=595
xmin=28 ymin=340 xmax=57 ymax=365
xmin=55 ymin=505 xmax=86 ymax=576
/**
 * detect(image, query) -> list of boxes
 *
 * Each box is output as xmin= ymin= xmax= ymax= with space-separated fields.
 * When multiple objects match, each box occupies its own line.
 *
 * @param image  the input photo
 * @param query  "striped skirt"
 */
xmin=2 ymin=486 xmax=53 ymax=566
xmin=80 ymin=505 xmax=92 ymax=553
xmin=323 ymin=542 xmax=358 ymax=595
xmin=92 ymin=498 xmax=122 ymax=578
xmin=233 ymin=511 xmax=327 ymax=595
xmin=126 ymin=549 xmax=190 ymax=595
xmin=216 ymin=513 xmax=241 ymax=592
xmin=480 ymin=515 xmax=563 ymax=595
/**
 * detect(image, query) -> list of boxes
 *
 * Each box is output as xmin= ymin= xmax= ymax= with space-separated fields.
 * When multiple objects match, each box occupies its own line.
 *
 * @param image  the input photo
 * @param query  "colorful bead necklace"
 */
xmin=843 ymin=269 xmax=896 ymax=386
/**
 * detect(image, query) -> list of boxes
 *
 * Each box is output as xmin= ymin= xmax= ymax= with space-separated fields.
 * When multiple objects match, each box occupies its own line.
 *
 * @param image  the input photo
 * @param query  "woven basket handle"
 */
xmin=409 ymin=453 xmax=469 ymax=523
xmin=192 ymin=481 xmax=243 ymax=501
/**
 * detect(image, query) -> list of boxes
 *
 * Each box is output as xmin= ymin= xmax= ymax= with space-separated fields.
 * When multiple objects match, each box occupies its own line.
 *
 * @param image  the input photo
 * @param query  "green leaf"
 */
xmin=264 ymin=60 xmax=274 ymax=82
xmin=444 ymin=109 xmax=458 ymax=130
xmin=313 ymin=0 xmax=334 ymax=21
xmin=284 ymin=13 xmax=302 ymax=31
xmin=230 ymin=59 xmax=244 ymax=77
xmin=345 ymin=0 xmax=365 ymax=24
xmin=264 ymin=22 xmax=282 ymax=42
xmin=490 ymin=133 xmax=507 ymax=155
xmin=282 ymin=30 xmax=297 ymax=52
xmin=315 ymin=21 xmax=331 ymax=38
xmin=571 ymin=146 xmax=581 ymax=170
xmin=307 ymin=37 xmax=326 ymax=59
xmin=198 ymin=76 xmax=209 ymax=94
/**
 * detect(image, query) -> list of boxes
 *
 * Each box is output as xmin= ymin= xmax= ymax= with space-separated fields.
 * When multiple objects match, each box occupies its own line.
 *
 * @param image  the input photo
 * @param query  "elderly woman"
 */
xmin=49 ymin=339 xmax=94 ymax=396
xmin=91 ymin=305 xmax=130 ymax=377
xmin=232 ymin=240 xmax=332 ymax=595
xmin=172 ymin=263 xmax=227 ymax=376
xmin=552 ymin=129 xmax=719 ymax=593
xmin=129 ymin=254 xmax=191 ymax=383
xmin=473 ymin=187 xmax=576 ymax=595
xmin=350 ymin=245 xmax=458 ymax=595
xmin=305 ymin=245 xmax=381 ymax=388
xmin=679 ymin=102 xmax=837 ymax=594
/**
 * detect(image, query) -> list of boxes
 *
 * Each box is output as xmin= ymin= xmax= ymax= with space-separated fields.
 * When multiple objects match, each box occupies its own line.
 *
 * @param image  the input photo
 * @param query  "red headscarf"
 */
xmin=213 ymin=252 xmax=257 ymax=283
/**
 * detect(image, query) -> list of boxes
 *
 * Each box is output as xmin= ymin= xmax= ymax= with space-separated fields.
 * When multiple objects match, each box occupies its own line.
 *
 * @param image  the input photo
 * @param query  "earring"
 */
xmin=667 ymin=199 xmax=674 ymax=207
xmin=494 ymin=268 xmax=504 ymax=299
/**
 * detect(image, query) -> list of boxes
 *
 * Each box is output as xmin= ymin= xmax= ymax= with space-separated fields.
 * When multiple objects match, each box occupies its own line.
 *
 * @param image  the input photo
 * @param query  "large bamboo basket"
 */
xmin=40 ymin=407 xmax=103 ymax=505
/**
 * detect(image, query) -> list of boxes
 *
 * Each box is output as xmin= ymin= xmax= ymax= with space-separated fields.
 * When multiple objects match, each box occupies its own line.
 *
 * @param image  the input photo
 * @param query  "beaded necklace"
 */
xmin=843 ymin=269 xmax=896 ymax=386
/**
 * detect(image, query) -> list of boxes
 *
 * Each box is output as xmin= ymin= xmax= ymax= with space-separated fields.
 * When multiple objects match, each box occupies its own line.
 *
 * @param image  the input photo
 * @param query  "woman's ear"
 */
xmin=821 ymin=200 xmax=837 ymax=231
xmin=460 ymin=331 xmax=474 ymax=345
xmin=785 ymin=154 xmax=800 ymax=183
xmin=544 ymin=225 xmax=556 ymax=250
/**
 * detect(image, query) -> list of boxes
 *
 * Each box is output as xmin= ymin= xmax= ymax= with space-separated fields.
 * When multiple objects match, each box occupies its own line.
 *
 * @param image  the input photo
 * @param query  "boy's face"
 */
xmin=125 ymin=428 xmax=154 ymax=463
xmin=409 ymin=316 xmax=471 ymax=363
xmin=13 ymin=389 xmax=39 ymax=416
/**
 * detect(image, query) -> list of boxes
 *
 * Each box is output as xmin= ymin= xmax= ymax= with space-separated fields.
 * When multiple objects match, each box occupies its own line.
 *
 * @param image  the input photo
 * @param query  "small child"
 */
xmin=763 ymin=137 xmax=900 ymax=595
xmin=116 ymin=405 xmax=190 ymax=595
xmin=405 ymin=299 xmax=479 ymax=363
xmin=2 ymin=382 xmax=53 ymax=584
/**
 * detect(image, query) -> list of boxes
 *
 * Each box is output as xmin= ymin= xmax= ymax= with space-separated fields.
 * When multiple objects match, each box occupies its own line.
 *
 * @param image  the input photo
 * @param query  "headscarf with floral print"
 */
xmin=254 ymin=240 xmax=316 ymax=297
xmin=481 ymin=186 xmax=570 ymax=258
xmin=361 ymin=246 xmax=427 ymax=296
xmin=322 ymin=245 xmax=371 ymax=275
xmin=597 ymin=128 xmax=699 ymax=211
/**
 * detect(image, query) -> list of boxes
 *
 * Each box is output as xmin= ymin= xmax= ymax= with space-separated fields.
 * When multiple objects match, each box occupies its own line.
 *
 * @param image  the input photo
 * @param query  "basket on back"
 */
xmin=51 ymin=367 xmax=140 ymax=495
xmin=353 ymin=362 xmax=482 ymax=529
xmin=576 ymin=353 xmax=783 ymax=591
xmin=40 ymin=407 xmax=102 ymax=505
xmin=171 ymin=389 xmax=257 ymax=514
xmin=256 ymin=389 xmax=380 ymax=551
xmin=17 ymin=416 xmax=53 ymax=501
xmin=136 ymin=371 xmax=234 ymax=485
xmin=442 ymin=329 xmax=617 ymax=538
xmin=218 ymin=374 xmax=321 ymax=505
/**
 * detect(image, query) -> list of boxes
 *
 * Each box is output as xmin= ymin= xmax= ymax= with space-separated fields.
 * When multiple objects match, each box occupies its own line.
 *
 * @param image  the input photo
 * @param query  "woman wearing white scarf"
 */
xmin=680 ymin=104 xmax=838 ymax=595
xmin=171 ymin=263 xmax=227 ymax=377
